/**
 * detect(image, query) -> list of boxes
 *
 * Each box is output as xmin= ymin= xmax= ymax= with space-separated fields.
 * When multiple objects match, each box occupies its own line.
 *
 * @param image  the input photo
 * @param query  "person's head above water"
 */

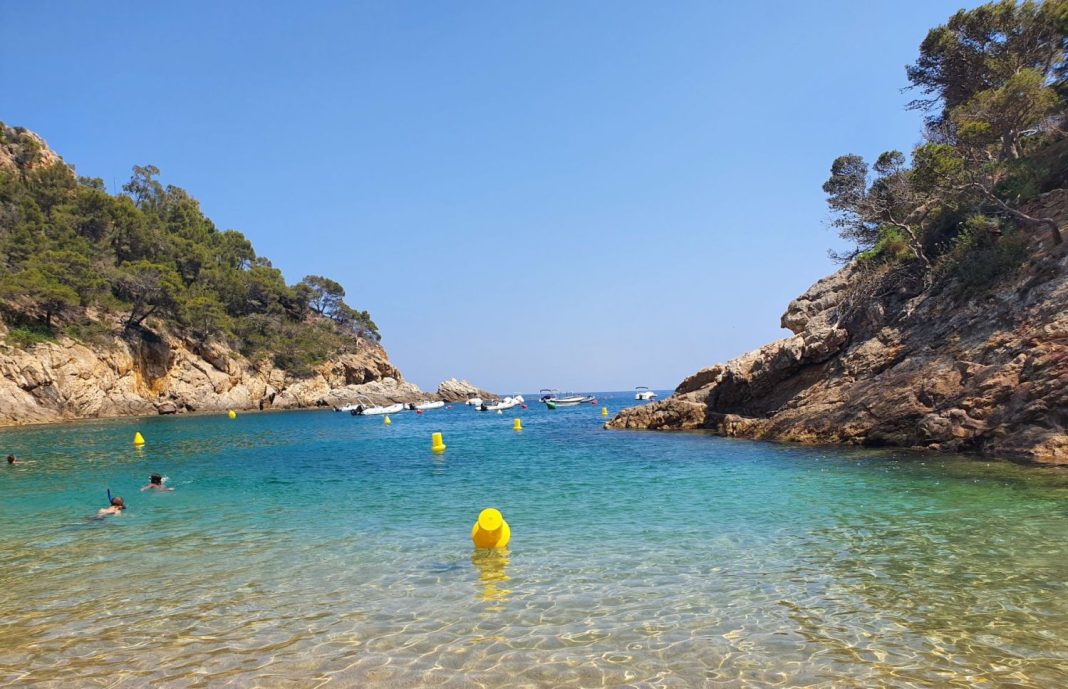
xmin=150 ymin=474 xmax=162 ymax=485
xmin=6 ymin=454 xmax=14 ymax=465
xmin=110 ymin=496 xmax=125 ymax=509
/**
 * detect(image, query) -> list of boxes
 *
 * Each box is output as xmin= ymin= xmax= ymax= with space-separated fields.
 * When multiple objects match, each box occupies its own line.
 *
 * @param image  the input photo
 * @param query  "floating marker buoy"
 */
xmin=228 ymin=409 xmax=237 ymax=419
xmin=431 ymin=432 xmax=446 ymax=453
xmin=384 ymin=415 xmax=392 ymax=425
xmin=417 ymin=409 xmax=424 ymax=415
xmin=513 ymin=418 xmax=522 ymax=431
xmin=471 ymin=507 xmax=511 ymax=548
xmin=496 ymin=409 xmax=503 ymax=415
xmin=521 ymin=404 xmax=527 ymax=409
xmin=601 ymin=407 xmax=608 ymax=416
xmin=133 ymin=432 xmax=145 ymax=446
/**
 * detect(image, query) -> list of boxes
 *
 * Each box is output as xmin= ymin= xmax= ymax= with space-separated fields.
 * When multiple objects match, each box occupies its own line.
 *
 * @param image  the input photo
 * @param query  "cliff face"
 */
xmin=608 ymin=192 xmax=1068 ymax=465
xmin=0 ymin=323 xmax=435 ymax=426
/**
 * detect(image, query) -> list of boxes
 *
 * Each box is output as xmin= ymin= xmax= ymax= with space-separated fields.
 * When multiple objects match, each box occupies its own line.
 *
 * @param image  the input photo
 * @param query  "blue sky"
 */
xmin=4 ymin=1 xmax=976 ymax=392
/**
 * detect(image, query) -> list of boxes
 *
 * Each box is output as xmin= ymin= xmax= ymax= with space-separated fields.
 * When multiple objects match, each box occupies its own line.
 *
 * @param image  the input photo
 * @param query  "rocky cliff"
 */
xmin=0 ymin=321 xmax=492 ymax=426
xmin=0 ymin=323 xmax=365 ymax=424
xmin=608 ymin=192 xmax=1068 ymax=465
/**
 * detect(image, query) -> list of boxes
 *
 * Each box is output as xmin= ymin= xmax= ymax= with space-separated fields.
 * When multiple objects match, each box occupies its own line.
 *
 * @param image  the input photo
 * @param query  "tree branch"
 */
xmin=961 ymin=182 xmax=1063 ymax=245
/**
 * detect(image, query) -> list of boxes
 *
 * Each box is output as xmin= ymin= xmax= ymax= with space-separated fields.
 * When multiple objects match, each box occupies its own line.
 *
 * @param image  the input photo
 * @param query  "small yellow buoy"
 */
xmin=228 ymin=409 xmax=237 ymax=419
xmin=513 ymin=418 xmax=522 ymax=431
xmin=133 ymin=432 xmax=145 ymax=446
xmin=431 ymin=431 xmax=446 ymax=453
xmin=471 ymin=507 xmax=511 ymax=548
xmin=601 ymin=407 xmax=608 ymax=416
xmin=384 ymin=415 xmax=392 ymax=426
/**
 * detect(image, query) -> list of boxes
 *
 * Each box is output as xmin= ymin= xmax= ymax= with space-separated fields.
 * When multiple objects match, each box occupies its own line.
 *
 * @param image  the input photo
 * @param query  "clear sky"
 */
xmin=4 ymin=0 xmax=978 ymax=392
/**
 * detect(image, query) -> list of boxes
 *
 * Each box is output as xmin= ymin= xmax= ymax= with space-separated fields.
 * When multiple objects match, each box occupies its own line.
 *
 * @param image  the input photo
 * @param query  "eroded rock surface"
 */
xmin=436 ymin=378 xmax=499 ymax=403
xmin=609 ymin=194 xmax=1068 ymax=465
xmin=0 ymin=326 xmax=493 ymax=425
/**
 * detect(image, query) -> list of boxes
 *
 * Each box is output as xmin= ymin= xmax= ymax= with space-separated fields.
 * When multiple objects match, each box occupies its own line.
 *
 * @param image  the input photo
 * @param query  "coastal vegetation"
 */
xmin=824 ymin=0 xmax=1067 ymax=288
xmin=0 ymin=132 xmax=379 ymax=376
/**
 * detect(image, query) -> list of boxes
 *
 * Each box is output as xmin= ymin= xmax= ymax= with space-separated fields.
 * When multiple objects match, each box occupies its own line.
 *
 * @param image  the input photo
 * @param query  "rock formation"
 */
xmin=608 ymin=192 xmax=1068 ymax=466
xmin=435 ymin=378 xmax=498 ymax=403
xmin=0 ymin=321 xmax=493 ymax=426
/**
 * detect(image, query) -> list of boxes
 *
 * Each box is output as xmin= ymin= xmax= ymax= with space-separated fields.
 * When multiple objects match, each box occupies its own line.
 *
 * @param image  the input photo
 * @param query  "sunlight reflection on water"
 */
xmin=0 ymin=403 xmax=1066 ymax=688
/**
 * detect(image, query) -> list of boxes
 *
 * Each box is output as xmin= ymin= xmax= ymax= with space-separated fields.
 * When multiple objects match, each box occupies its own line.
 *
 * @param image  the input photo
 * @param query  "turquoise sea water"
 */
xmin=1 ymin=394 xmax=1066 ymax=688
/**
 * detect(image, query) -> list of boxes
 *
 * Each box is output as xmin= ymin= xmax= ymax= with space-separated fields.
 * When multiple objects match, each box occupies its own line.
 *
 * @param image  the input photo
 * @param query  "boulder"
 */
xmin=436 ymin=378 xmax=498 ymax=402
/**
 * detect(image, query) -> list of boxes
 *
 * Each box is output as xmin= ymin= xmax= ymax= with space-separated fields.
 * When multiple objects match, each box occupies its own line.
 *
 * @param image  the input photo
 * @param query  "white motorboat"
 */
xmin=351 ymin=401 xmax=404 ymax=416
xmin=465 ymin=396 xmax=483 ymax=407
xmin=479 ymin=395 xmax=525 ymax=412
xmin=408 ymin=400 xmax=445 ymax=411
xmin=544 ymin=392 xmax=596 ymax=408
xmin=635 ymin=386 xmax=657 ymax=401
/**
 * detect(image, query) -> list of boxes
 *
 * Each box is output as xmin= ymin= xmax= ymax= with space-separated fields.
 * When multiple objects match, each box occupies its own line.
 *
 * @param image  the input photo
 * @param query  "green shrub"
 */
xmin=65 ymin=320 xmax=117 ymax=348
xmin=938 ymin=216 xmax=1029 ymax=291
xmin=6 ymin=323 xmax=57 ymax=348
xmin=231 ymin=314 xmax=355 ymax=377
xmin=857 ymin=227 xmax=914 ymax=264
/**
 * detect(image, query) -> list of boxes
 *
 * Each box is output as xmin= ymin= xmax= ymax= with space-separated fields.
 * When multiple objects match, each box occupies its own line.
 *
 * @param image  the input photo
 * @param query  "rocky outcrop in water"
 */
xmin=435 ymin=378 xmax=498 ymax=403
xmin=609 ymin=193 xmax=1068 ymax=466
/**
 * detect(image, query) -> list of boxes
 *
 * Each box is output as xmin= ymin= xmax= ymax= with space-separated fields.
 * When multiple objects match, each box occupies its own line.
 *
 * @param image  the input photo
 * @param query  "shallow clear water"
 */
xmin=1 ymin=394 xmax=1066 ymax=688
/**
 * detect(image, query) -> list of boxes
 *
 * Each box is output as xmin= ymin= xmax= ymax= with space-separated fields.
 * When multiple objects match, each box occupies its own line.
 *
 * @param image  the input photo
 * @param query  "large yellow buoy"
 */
xmin=228 ymin=409 xmax=237 ymax=419
xmin=471 ymin=507 xmax=511 ymax=548
xmin=601 ymin=407 xmax=608 ymax=416
xmin=513 ymin=418 xmax=522 ymax=431
xmin=384 ymin=415 xmax=392 ymax=426
xmin=431 ymin=432 xmax=446 ymax=453
xmin=133 ymin=432 xmax=145 ymax=446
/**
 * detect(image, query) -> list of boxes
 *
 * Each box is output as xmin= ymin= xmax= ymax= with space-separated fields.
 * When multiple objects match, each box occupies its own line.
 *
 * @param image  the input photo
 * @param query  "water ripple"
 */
xmin=0 ymin=406 xmax=1066 ymax=687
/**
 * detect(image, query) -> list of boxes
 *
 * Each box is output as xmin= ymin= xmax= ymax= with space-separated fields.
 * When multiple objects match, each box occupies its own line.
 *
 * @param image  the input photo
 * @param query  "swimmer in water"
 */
xmin=6 ymin=454 xmax=15 ymax=465
xmin=141 ymin=474 xmax=173 ymax=492
xmin=97 ymin=496 xmax=126 ymax=517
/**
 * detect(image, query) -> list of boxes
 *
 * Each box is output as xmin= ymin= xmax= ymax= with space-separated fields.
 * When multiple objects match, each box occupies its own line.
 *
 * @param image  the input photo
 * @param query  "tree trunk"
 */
xmin=1002 ymin=132 xmax=1020 ymax=160
xmin=125 ymin=304 xmax=157 ymax=330
xmin=963 ymin=182 xmax=1063 ymax=246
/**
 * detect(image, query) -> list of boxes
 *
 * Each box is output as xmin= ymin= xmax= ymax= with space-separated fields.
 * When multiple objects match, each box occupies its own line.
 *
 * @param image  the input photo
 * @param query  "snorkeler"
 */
xmin=97 ymin=496 xmax=126 ymax=517
xmin=141 ymin=474 xmax=173 ymax=492
xmin=6 ymin=454 xmax=15 ymax=465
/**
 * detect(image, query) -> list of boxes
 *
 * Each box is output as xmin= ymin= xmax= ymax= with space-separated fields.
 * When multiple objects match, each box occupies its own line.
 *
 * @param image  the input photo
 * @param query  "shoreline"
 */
xmin=608 ymin=422 xmax=1067 ymax=468
xmin=0 ymin=399 xmax=1058 ymax=471
xmin=0 ymin=403 xmax=340 ymax=433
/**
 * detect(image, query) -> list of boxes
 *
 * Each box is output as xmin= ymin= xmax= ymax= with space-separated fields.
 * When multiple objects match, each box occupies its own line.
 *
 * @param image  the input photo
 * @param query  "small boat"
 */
xmin=539 ymin=389 xmax=557 ymax=403
xmin=479 ymin=395 xmax=525 ymax=412
xmin=408 ymin=400 xmax=445 ymax=411
xmin=544 ymin=392 xmax=595 ymax=407
xmin=635 ymin=386 xmax=657 ymax=401
xmin=350 ymin=398 xmax=405 ymax=416
xmin=464 ymin=395 xmax=483 ymax=407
